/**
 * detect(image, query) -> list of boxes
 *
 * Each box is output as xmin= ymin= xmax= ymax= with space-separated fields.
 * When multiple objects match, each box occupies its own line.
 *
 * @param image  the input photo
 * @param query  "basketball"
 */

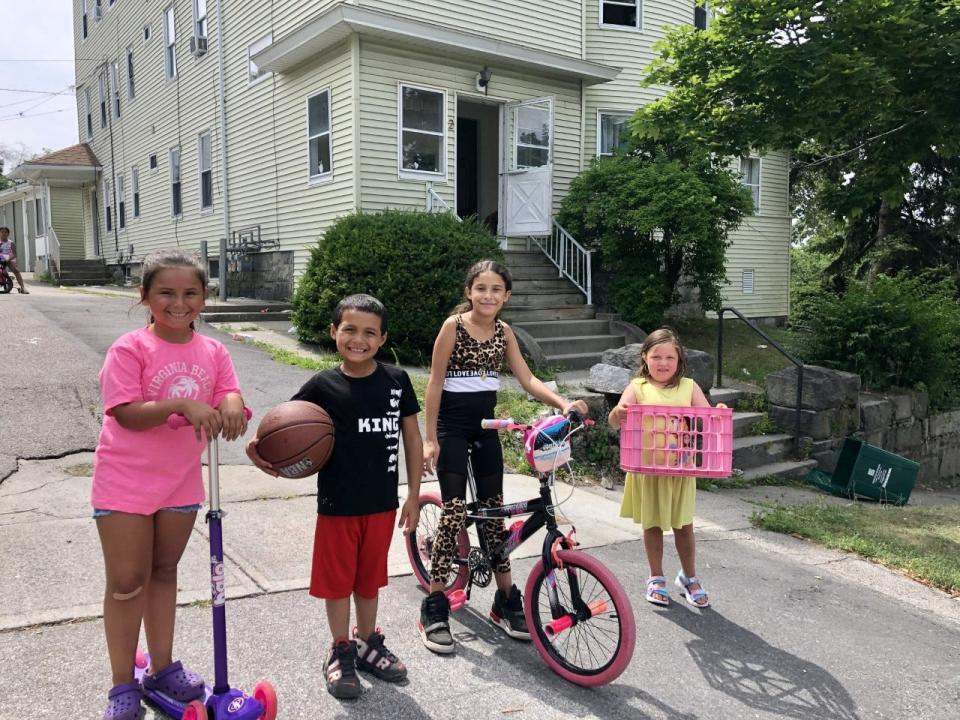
xmin=255 ymin=401 xmax=335 ymax=478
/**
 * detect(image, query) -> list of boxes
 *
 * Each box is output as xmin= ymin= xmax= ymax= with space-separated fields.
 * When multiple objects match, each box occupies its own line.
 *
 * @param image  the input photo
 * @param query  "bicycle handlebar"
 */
xmin=166 ymin=406 xmax=253 ymax=430
xmin=481 ymin=410 xmax=592 ymax=432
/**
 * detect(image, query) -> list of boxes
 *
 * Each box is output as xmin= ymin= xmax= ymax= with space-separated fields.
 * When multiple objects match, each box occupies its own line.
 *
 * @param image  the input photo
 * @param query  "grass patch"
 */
xmin=697 ymin=473 xmax=802 ymax=491
xmin=64 ymin=463 xmax=93 ymax=477
xmin=671 ymin=317 xmax=801 ymax=386
xmin=751 ymin=502 xmax=960 ymax=595
xmin=248 ymin=341 xmax=341 ymax=372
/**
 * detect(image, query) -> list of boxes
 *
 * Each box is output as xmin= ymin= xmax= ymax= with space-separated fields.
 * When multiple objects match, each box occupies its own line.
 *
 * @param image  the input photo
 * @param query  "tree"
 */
xmin=639 ymin=1 xmax=960 ymax=284
xmin=556 ymin=136 xmax=751 ymax=329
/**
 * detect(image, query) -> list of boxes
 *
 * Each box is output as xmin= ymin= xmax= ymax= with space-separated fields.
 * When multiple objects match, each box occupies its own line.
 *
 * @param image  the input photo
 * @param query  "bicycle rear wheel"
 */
xmin=524 ymin=549 xmax=636 ymax=687
xmin=406 ymin=492 xmax=470 ymax=593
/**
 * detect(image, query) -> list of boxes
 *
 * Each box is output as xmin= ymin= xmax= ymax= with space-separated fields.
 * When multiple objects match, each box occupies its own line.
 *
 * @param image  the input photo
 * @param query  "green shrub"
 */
xmin=292 ymin=211 xmax=501 ymax=363
xmin=801 ymin=274 xmax=960 ymax=410
xmin=789 ymin=246 xmax=832 ymax=329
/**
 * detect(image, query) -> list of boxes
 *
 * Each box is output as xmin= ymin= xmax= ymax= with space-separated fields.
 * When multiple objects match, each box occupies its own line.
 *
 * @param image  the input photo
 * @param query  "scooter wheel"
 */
xmin=253 ymin=680 xmax=278 ymax=720
xmin=134 ymin=648 xmax=148 ymax=669
xmin=181 ymin=699 xmax=207 ymax=720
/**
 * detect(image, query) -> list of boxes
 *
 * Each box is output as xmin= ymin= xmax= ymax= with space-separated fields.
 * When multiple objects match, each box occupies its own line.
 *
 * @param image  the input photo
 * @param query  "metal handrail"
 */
xmin=425 ymin=182 xmax=461 ymax=221
xmin=530 ymin=219 xmax=592 ymax=305
xmin=716 ymin=306 xmax=803 ymax=457
xmin=47 ymin=226 xmax=62 ymax=281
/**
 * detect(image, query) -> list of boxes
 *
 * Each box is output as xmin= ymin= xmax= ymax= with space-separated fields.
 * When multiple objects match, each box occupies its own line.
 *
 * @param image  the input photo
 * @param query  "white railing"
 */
xmin=425 ymin=182 xmax=461 ymax=221
xmin=531 ymin=219 xmax=593 ymax=306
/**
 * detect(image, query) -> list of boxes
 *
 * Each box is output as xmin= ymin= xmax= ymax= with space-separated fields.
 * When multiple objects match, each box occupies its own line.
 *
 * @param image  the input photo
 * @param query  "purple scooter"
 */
xmin=134 ymin=410 xmax=277 ymax=720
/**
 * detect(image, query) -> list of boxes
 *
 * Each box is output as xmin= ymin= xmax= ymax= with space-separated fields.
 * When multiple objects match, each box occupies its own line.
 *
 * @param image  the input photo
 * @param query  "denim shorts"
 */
xmin=92 ymin=504 xmax=202 ymax=519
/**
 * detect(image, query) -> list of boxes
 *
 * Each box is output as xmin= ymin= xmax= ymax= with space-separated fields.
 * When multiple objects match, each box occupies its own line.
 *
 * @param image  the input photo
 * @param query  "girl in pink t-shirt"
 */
xmin=92 ymin=249 xmax=247 ymax=720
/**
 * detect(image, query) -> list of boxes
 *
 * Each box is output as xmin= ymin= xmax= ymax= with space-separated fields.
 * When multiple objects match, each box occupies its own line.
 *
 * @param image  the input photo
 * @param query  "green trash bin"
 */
xmin=805 ymin=436 xmax=920 ymax=506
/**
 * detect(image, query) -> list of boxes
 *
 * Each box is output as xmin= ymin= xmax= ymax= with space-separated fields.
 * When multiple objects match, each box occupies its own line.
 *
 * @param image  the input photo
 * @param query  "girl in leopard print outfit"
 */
xmin=418 ymin=259 xmax=588 ymax=654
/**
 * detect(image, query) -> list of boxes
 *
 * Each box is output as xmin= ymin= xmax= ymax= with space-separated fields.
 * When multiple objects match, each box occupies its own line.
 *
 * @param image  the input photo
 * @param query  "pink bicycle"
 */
xmin=406 ymin=411 xmax=636 ymax=687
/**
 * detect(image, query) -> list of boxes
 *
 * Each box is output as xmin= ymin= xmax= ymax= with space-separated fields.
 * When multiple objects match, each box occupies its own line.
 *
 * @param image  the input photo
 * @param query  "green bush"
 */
xmin=292 ymin=210 xmax=502 ymax=363
xmin=789 ymin=245 xmax=832 ymax=329
xmin=801 ymin=274 xmax=960 ymax=410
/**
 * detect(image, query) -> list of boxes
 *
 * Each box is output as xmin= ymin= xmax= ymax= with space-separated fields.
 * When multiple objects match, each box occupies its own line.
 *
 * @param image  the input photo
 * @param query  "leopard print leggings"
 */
xmin=429 ymin=492 xmax=511 ymax=584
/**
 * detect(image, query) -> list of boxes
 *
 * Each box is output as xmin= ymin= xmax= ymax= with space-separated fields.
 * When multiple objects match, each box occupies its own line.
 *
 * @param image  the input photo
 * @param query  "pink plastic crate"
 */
xmin=619 ymin=404 xmax=733 ymax=478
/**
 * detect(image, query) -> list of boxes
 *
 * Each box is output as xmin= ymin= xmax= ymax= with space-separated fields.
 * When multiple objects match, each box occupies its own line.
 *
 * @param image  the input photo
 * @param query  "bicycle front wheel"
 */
xmin=406 ymin=492 xmax=470 ymax=593
xmin=524 ymin=549 xmax=636 ymax=687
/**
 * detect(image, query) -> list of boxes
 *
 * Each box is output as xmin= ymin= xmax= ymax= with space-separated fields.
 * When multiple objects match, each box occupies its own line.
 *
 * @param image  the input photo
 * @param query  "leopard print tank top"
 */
xmin=443 ymin=315 xmax=507 ymax=392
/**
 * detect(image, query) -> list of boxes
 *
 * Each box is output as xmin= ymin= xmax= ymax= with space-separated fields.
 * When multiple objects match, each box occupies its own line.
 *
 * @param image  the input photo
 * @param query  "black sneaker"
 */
xmin=418 ymin=591 xmax=454 ymax=654
xmin=490 ymin=584 xmax=530 ymax=640
xmin=354 ymin=628 xmax=408 ymax=682
xmin=323 ymin=640 xmax=362 ymax=699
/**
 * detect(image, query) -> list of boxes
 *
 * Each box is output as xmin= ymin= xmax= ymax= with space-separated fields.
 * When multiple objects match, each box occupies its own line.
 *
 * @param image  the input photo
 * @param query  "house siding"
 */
xmin=50 ymin=187 xmax=86 ymax=260
xmin=357 ymin=40 xmax=583 ymax=216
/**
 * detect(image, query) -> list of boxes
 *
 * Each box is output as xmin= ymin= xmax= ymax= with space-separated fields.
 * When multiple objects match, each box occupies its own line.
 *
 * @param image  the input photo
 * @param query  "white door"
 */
xmin=500 ymin=97 xmax=553 ymax=236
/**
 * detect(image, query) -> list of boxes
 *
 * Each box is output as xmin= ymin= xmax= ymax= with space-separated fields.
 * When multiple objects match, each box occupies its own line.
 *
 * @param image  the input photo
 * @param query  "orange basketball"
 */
xmin=255 ymin=401 xmax=335 ymax=478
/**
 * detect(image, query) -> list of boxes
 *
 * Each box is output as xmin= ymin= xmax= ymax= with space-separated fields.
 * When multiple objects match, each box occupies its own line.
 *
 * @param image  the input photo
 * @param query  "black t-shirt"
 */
xmin=291 ymin=363 xmax=420 ymax=516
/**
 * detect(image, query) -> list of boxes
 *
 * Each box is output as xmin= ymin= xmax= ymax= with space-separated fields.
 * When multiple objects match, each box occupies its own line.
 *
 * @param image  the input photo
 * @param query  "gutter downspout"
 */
xmin=215 ymin=0 xmax=231 ymax=301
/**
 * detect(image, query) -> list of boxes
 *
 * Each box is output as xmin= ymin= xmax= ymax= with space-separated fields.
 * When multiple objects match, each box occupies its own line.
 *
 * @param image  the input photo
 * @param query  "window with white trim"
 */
xmin=307 ymin=90 xmax=332 ymax=180
xmin=127 ymin=47 xmax=136 ymax=99
xmin=98 ymin=73 xmax=107 ymax=128
xmin=35 ymin=197 xmax=46 ymax=236
xmin=739 ymin=156 xmax=761 ymax=213
xmin=170 ymin=146 xmax=182 ymax=217
xmin=132 ymin=166 xmax=141 ymax=218
xmin=117 ymin=174 xmax=126 ymax=230
xmin=598 ymin=112 xmax=631 ymax=156
xmin=399 ymin=84 xmax=445 ymax=177
xmin=82 ymin=0 xmax=89 ymax=39
xmin=104 ymin=178 xmax=113 ymax=232
xmin=144 ymin=24 xmax=152 ymax=42
xmin=193 ymin=0 xmax=208 ymax=39
xmin=164 ymin=6 xmax=177 ymax=80
xmin=248 ymin=33 xmax=272 ymax=84
xmin=94 ymin=0 xmax=102 ymax=22
xmin=742 ymin=269 xmax=755 ymax=295
xmin=85 ymin=87 xmax=93 ymax=138
xmin=110 ymin=61 xmax=121 ymax=118
xmin=601 ymin=1 xmax=642 ymax=29
xmin=199 ymin=132 xmax=213 ymax=209
xmin=694 ymin=2 xmax=710 ymax=30
xmin=149 ymin=154 xmax=158 ymax=170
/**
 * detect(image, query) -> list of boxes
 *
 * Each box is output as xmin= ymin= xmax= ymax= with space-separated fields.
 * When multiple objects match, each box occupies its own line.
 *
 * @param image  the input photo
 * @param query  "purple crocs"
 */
xmin=141 ymin=660 xmax=206 ymax=702
xmin=104 ymin=681 xmax=144 ymax=720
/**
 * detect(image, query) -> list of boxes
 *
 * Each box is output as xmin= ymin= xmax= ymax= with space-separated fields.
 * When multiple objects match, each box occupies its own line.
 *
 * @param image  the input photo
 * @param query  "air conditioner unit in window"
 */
xmin=189 ymin=36 xmax=208 ymax=56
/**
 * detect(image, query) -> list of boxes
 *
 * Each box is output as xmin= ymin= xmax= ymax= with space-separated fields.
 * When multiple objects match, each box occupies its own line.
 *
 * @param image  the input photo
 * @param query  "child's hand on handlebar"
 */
xmin=245 ymin=437 xmax=279 ymax=477
xmin=218 ymin=395 xmax=248 ymax=441
xmin=562 ymin=399 xmax=589 ymax=418
xmin=180 ymin=400 xmax=223 ymax=442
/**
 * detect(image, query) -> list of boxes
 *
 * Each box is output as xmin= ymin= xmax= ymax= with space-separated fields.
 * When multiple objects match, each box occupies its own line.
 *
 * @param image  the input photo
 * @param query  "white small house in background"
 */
xmin=71 ymin=0 xmax=790 ymax=320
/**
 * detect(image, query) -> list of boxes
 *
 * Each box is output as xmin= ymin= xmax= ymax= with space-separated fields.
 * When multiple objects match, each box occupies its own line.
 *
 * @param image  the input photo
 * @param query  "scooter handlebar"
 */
xmin=166 ymin=407 xmax=253 ymax=430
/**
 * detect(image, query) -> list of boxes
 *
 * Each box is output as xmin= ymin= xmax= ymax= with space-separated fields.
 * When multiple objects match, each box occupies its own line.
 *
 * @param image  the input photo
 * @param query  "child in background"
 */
xmin=608 ymin=327 xmax=719 ymax=609
xmin=246 ymin=294 xmax=423 ymax=700
xmin=0 ymin=226 xmax=28 ymax=293
xmin=92 ymin=250 xmax=247 ymax=720
xmin=420 ymin=260 xmax=588 ymax=654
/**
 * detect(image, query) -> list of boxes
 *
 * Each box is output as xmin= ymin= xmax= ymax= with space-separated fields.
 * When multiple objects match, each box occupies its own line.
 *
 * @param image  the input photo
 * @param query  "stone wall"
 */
xmin=767 ymin=364 xmax=960 ymax=482
xmin=226 ymin=251 xmax=294 ymax=301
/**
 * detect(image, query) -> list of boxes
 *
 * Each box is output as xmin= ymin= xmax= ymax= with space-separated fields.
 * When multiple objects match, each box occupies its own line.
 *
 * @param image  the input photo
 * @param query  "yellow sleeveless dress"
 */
xmin=619 ymin=377 xmax=697 ymax=530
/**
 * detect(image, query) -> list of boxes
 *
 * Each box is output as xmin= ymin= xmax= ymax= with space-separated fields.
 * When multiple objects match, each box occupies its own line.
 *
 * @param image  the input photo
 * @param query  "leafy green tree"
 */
xmin=557 ymin=137 xmax=751 ymax=329
xmin=640 ymin=1 xmax=960 ymax=284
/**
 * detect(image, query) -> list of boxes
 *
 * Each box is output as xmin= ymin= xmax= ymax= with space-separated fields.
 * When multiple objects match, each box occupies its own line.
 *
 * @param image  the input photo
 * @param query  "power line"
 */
xmin=0 ymin=108 xmax=74 ymax=123
xmin=0 ymin=87 xmax=75 ymax=95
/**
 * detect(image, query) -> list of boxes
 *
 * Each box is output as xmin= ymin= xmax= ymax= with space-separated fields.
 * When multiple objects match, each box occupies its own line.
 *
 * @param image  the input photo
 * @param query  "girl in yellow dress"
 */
xmin=608 ymin=328 xmax=722 ymax=608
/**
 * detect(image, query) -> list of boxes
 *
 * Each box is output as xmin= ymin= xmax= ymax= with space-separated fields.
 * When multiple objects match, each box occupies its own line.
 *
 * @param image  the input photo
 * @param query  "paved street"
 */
xmin=1 ymin=283 xmax=958 ymax=719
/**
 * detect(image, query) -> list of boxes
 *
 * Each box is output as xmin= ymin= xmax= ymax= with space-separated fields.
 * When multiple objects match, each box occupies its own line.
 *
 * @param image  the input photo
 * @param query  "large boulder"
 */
xmin=600 ymin=344 xmax=713 ymax=393
xmin=767 ymin=364 xmax=859 ymax=411
xmin=586 ymin=364 xmax=632 ymax=397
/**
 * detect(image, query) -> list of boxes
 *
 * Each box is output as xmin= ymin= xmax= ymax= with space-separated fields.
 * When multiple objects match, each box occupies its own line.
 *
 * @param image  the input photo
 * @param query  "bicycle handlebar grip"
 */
xmin=166 ymin=406 xmax=253 ymax=430
xmin=481 ymin=418 xmax=514 ymax=430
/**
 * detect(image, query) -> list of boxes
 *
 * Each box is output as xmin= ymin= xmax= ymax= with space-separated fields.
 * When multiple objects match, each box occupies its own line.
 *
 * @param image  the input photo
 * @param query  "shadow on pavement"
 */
xmin=656 ymin=606 xmax=861 ymax=720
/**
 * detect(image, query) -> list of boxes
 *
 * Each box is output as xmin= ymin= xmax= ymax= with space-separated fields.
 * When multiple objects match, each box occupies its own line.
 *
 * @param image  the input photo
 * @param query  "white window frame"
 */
xmin=98 ymin=73 xmax=107 ymax=128
xmin=397 ymin=82 xmax=447 ymax=181
xmin=110 ymin=61 xmax=121 ymax=118
xmin=193 ymin=0 xmax=208 ymax=40
xmin=126 ymin=47 xmax=135 ymax=100
xmin=85 ymin=87 xmax=93 ymax=139
xmin=149 ymin=154 xmax=158 ymax=172
xmin=35 ymin=196 xmax=47 ymax=236
xmin=143 ymin=24 xmax=152 ymax=42
xmin=198 ymin=131 xmax=214 ymax=211
xmin=694 ymin=2 xmax=711 ymax=30
xmin=169 ymin=146 xmax=182 ymax=218
xmin=742 ymin=269 xmax=755 ymax=295
xmin=131 ymin=166 xmax=141 ymax=218
xmin=248 ymin=33 xmax=273 ymax=85
xmin=739 ymin=156 xmax=762 ymax=214
xmin=104 ymin=178 xmax=112 ymax=232
xmin=306 ymin=89 xmax=333 ymax=183
xmin=94 ymin=0 xmax=103 ymax=22
xmin=164 ymin=6 xmax=177 ymax=81
xmin=117 ymin=173 xmax=126 ymax=230
xmin=599 ymin=0 xmax=643 ymax=31
xmin=596 ymin=110 xmax=632 ymax=157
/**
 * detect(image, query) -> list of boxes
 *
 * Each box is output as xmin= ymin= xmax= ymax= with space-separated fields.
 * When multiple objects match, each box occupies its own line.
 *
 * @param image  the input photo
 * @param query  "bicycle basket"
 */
xmin=524 ymin=415 xmax=572 ymax=473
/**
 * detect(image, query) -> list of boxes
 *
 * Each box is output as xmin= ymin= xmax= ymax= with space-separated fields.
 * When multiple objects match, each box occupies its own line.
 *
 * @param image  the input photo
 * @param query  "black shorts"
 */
xmin=437 ymin=390 xmax=503 ymax=478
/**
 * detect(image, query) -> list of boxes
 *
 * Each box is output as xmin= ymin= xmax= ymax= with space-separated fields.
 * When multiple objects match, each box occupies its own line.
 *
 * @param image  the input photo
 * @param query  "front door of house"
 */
xmin=500 ymin=97 xmax=553 ymax=237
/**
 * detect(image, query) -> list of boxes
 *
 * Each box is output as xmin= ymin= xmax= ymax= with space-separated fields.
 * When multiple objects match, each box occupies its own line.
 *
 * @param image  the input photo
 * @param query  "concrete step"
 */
xmin=507 ymin=291 xmax=584 ymax=308
xmin=202 ymin=311 xmax=291 ymax=323
xmin=514 ymin=318 xmax=612 ymax=339
xmin=509 ymin=265 xmax=565 ymax=280
xmin=732 ymin=411 xmax=765 ymax=438
xmin=511 ymin=278 xmax=575 ymax=293
xmin=732 ymin=433 xmax=795 ymax=470
xmin=538 ymin=334 xmax=625 ymax=355
xmin=501 ymin=305 xmax=596 ymax=322
xmin=738 ymin=459 xmax=818 ymax=483
xmin=58 ymin=278 xmax=114 ymax=286
xmin=61 ymin=260 xmax=109 ymax=270
xmin=708 ymin=386 xmax=763 ymax=407
xmin=58 ymin=270 xmax=114 ymax=280
xmin=543 ymin=351 xmax=603 ymax=371
xmin=503 ymin=250 xmax=553 ymax=266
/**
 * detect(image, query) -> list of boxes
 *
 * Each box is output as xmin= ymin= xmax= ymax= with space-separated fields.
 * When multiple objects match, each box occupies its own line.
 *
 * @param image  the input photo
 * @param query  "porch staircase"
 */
xmin=501 ymin=250 xmax=639 ymax=370
xmin=57 ymin=259 xmax=115 ymax=286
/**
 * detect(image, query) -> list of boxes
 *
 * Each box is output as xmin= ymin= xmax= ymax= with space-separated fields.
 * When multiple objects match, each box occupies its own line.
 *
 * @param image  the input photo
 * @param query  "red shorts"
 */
xmin=309 ymin=509 xmax=396 ymax=599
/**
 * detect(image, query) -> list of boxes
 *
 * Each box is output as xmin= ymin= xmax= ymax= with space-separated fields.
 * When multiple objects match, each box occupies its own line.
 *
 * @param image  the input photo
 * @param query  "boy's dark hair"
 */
xmin=332 ymin=293 xmax=387 ymax=333
xmin=637 ymin=326 xmax=687 ymax=388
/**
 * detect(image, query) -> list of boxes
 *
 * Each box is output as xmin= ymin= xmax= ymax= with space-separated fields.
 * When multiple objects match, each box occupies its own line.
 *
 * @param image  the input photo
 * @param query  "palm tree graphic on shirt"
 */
xmin=168 ymin=376 xmax=201 ymax=399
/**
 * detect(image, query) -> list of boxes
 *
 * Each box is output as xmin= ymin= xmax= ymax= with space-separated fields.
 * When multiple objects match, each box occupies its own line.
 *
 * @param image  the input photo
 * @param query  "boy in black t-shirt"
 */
xmin=246 ymin=294 xmax=423 ymax=699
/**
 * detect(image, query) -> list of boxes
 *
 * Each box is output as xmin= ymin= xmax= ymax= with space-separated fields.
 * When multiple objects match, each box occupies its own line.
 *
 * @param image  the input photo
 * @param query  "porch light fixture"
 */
xmin=476 ymin=66 xmax=493 ymax=95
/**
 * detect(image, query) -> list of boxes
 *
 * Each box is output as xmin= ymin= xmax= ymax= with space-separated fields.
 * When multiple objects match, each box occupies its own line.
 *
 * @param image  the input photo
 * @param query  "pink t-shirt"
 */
xmin=92 ymin=327 xmax=241 ymax=514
